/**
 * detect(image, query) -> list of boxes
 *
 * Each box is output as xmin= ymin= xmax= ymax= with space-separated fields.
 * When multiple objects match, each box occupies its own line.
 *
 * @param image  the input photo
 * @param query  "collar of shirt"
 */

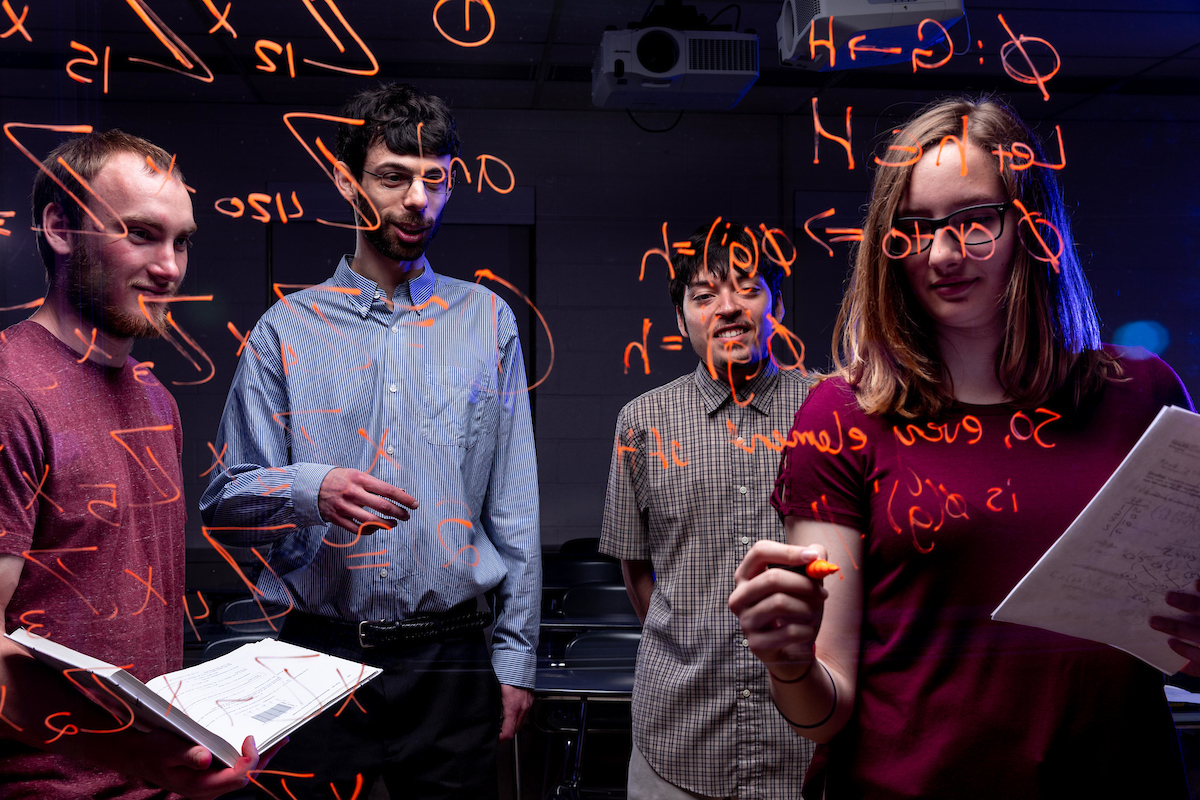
xmin=335 ymin=256 xmax=436 ymax=319
xmin=691 ymin=358 xmax=781 ymax=417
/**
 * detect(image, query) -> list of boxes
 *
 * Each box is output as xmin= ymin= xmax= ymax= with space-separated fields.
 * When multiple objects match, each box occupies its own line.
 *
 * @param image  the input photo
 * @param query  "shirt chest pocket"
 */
xmin=421 ymin=363 xmax=499 ymax=447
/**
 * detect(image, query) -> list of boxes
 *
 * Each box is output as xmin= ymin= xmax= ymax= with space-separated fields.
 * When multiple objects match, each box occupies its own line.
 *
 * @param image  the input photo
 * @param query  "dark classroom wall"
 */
xmin=0 ymin=2 xmax=1197 ymax=559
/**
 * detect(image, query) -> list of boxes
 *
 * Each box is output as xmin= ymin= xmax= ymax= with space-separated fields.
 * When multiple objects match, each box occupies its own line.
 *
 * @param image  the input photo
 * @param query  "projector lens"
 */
xmin=638 ymin=30 xmax=679 ymax=73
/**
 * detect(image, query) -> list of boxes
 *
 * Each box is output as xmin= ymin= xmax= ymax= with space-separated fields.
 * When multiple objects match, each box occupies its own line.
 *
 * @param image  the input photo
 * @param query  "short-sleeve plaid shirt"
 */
xmin=600 ymin=361 xmax=815 ymax=799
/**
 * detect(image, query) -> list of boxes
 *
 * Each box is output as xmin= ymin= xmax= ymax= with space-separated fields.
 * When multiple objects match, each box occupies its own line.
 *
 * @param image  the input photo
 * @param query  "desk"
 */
xmin=534 ymin=665 xmax=635 ymax=800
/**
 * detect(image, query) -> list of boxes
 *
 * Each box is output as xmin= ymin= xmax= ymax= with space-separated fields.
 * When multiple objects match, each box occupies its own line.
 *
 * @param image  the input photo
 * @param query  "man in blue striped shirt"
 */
xmin=200 ymin=83 xmax=540 ymax=800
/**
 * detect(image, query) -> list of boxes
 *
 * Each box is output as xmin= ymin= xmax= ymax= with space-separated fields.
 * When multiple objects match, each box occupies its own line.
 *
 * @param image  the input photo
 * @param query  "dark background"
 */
xmin=0 ymin=0 xmax=1197 ymax=555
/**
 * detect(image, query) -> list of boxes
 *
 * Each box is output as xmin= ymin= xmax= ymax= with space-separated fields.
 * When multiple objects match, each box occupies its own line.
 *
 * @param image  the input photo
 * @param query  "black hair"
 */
xmin=668 ymin=219 xmax=787 ymax=310
xmin=335 ymin=83 xmax=461 ymax=177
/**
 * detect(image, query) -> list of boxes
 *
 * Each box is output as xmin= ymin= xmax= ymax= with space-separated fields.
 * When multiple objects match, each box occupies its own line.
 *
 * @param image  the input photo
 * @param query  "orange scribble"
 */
xmin=66 ymin=42 xmax=108 ymax=90
xmin=998 ymin=13 xmax=1059 ymax=101
xmin=639 ymin=222 xmax=675 ymax=281
xmin=1012 ymin=198 xmax=1064 ymax=272
xmin=1 ymin=1 xmax=31 ymax=42
xmin=912 ymin=18 xmax=953 ymax=72
xmin=201 ymin=441 xmax=231 ymax=479
xmin=0 ymin=686 xmax=24 ymax=733
xmin=624 ymin=318 xmax=651 ymax=375
xmin=812 ymin=98 xmax=854 ymax=170
xmin=123 ymin=0 xmax=215 ymax=82
xmin=17 ymin=609 xmax=44 ymax=636
xmin=126 ymin=565 xmax=166 ymax=615
xmin=474 ymin=269 xmax=556 ymax=391
xmin=201 ymin=0 xmax=236 ymax=36
xmin=934 ymin=115 xmax=970 ymax=176
xmin=893 ymin=415 xmax=984 ymax=446
xmin=875 ymin=128 xmax=924 ymax=169
xmin=22 ymin=547 xmax=100 ymax=615
xmin=282 ymin=112 xmax=380 ymax=230
xmin=433 ymin=0 xmax=496 ymax=48
xmin=0 ymin=297 xmax=42 ymax=312
xmin=809 ymin=15 xmax=835 ymax=67
xmin=848 ymin=35 xmax=901 ymax=61
xmin=333 ymin=664 xmax=370 ymax=716
xmin=145 ymin=152 xmax=195 ymax=195
xmin=79 ymin=483 xmax=120 ymax=527
xmin=435 ymin=518 xmax=480 ymax=568
xmin=21 ymin=465 xmax=64 ymax=513
xmin=3 ymin=123 xmax=131 ymax=240
xmin=200 ymin=526 xmax=297 ymax=620
xmin=804 ymin=208 xmax=837 ymax=257
xmin=183 ymin=591 xmax=209 ymax=641
xmin=358 ymin=427 xmax=401 ymax=473
xmin=109 ymin=425 xmax=181 ymax=505
xmin=330 ymin=773 xmax=365 ymax=800
xmin=767 ymin=314 xmax=807 ymax=375
xmin=72 ymin=327 xmax=111 ymax=364
xmin=299 ymin=0 xmax=379 ymax=75
xmin=615 ymin=430 xmax=637 ymax=472
xmin=137 ymin=294 xmax=216 ymax=385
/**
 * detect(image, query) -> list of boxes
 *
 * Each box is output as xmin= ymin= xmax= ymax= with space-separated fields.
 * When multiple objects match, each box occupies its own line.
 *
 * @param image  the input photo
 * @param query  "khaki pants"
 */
xmin=626 ymin=740 xmax=734 ymax=800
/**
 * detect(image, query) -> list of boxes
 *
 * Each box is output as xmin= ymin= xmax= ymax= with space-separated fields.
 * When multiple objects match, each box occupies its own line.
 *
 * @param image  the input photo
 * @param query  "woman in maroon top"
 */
xmin=728 ymin=96 xmax=1200 ymax=799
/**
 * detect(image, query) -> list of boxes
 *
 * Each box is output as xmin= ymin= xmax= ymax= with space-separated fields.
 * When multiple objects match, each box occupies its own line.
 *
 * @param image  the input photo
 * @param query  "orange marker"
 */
xmin=770 ymin=559 xmax=840 ymax=579
xmin=806 ymin=559 xmax=840 ymax=579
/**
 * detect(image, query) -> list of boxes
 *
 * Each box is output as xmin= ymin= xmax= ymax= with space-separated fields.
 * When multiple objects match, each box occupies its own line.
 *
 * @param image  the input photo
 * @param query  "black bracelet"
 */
xmin=770 ymin=661 xmax=837 ymax=729
xmin=767 ymin=660 xmax=814 ymax=684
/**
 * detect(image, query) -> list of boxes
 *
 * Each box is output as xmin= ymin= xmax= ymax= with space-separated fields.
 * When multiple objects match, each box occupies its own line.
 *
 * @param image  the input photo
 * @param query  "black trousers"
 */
xmin=252 ymin=618 xmax=501 ymax=800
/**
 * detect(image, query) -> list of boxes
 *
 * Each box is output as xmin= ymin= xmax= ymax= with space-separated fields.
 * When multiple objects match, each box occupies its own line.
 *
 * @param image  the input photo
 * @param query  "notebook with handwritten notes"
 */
xmin=993 ymin=405 xmax=1200 ymax=674
xmin=6 ymin=629 xmax=382 ymax=767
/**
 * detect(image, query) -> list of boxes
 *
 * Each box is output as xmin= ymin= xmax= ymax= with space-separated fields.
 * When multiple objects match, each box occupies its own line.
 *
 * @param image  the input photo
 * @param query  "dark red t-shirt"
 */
xmin=773 ymin=347 xmax=1192 ymax=800
xmin=0 ymin=320 xmax=185 ymax=799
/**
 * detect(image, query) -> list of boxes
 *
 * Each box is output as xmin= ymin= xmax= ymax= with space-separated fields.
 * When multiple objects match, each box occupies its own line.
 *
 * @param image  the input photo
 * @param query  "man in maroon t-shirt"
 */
xmin=0 ymin=131 xmax=275 ymax=798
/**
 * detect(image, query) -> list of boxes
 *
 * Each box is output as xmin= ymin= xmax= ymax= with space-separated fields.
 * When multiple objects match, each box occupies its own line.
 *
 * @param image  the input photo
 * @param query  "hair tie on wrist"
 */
xmin=768 ymin=660 xmax=814 ymax=684
xmin=770 ymin=661 xmax=837 ymax=729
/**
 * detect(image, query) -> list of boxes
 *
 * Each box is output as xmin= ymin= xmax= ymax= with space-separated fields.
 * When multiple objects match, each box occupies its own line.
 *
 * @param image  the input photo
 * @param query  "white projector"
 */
xmin=592 ymin=27 xmax=759 ymax=110
xmin=777 ymin=0 xmax=964 ymax=71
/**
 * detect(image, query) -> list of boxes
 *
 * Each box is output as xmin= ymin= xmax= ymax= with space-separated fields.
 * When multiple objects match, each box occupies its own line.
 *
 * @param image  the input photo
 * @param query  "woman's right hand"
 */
xmin=729 ymin=540 xmax=831 ymax=682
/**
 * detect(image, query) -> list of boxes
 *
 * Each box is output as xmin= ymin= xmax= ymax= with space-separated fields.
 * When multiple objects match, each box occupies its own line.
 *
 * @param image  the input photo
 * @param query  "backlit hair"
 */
xmin=834 ymin=95 xmax=1118 ymax=418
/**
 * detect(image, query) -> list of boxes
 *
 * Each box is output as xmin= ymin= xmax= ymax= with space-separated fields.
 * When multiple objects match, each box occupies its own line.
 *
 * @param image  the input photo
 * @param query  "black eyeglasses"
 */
xmin=361 ymin=168 xmax=454 ymax=195
xmin=885 ymin=201 xmax=1014 ymax=258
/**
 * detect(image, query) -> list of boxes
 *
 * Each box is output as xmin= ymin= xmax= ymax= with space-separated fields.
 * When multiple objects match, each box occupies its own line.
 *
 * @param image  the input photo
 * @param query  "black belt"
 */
xmin=285 ymin=601 xmax=493 ymax=650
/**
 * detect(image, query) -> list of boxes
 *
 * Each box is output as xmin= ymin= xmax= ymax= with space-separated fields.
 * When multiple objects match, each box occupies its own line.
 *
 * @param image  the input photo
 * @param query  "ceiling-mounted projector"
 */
xmin=778 ymin=0 xmax=964 ymax=70
xmin=592 ymin=27 xmax=760 ymax=110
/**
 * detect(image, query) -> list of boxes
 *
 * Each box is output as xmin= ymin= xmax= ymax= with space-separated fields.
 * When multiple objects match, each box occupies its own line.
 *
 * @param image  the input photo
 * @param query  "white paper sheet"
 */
xmin=992 ymin=405 xmax=1200 ymax=674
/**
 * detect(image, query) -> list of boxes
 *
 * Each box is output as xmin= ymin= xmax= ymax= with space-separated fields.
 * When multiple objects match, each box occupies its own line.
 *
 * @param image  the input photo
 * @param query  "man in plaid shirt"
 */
xmin=600 ymin=220 xmax=814 ymax=800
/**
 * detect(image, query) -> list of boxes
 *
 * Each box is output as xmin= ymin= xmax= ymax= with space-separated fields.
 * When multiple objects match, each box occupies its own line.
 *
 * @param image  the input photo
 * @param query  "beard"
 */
xmin=357 ymin=195 xmax=444 ymax=263
xmin=63 ymin=244 xmax=167 ymax=340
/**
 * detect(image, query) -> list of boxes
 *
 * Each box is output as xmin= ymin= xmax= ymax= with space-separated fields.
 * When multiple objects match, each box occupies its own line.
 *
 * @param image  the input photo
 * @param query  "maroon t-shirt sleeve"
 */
xmin=771 ymin=377 xmax=870 ymax=529
xmin=0 ymin=378 xmax=43 ymax=554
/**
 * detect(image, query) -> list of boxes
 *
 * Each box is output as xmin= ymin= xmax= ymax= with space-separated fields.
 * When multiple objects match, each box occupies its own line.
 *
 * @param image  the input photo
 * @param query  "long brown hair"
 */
xmin=834 ymin=95 xmax=1119 ymax=418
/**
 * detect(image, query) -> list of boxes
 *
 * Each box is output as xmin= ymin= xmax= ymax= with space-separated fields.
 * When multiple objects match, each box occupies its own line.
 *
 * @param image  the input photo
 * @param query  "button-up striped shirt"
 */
xmin=600 ymin=362 xmax=814 ymax=799
xmin=200 ymin=257 xmax=540 ymax=687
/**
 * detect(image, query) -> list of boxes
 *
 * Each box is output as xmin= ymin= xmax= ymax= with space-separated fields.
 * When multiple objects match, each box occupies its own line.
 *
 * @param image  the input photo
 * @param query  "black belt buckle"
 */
xmin=358 ymin=619 xmax=389 ymax=648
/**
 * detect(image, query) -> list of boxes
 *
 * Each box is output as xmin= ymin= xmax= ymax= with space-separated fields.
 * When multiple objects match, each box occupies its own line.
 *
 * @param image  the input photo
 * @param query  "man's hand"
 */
xmin=499 ymin=684 xmax=532 ymax=742
xmin=318 ymin=468 xmax=418 ymax=533
xmin=135 ymin=733 xmax=286 ymax=800
xmin=1151 ymin=578 xmax=1200 ymax=676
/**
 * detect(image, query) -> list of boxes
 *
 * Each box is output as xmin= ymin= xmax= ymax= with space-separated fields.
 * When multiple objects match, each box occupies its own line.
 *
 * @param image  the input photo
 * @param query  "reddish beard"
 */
xmin=63 ymin=243 xmax=168 ymax=340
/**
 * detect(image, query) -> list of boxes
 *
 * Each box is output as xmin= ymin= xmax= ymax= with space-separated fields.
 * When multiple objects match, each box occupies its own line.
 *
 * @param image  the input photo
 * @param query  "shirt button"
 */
xmin=741 ymin=688 xmax=751 ymax=698
xmin=379 ymin=569 xmax=388 ymax=578
xmin=391 ymin=325 xmax=399 ymax=333
xmin=735 ymin=437 xmax=745 ymax=444
xmin=386 ymin=445 xmax=395 ymax=455
xmin=741 ymin=638 xmax=749 ymax=647
xmin=738 ymin=485 xmax=748 ymax=495
xmin=359 ymin=306 xmax=369 ymax=314
xmin=389 ymin=384 xmax=397 ymax=393
xmin=740 ymin=536 xmax=750 ymax=545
